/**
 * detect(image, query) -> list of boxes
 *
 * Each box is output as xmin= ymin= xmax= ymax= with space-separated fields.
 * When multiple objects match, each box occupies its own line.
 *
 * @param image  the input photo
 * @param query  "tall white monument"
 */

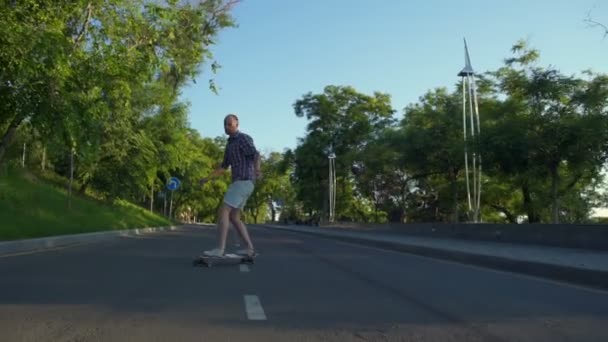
xmin=458 ymin=39 xmax=482 ymax=222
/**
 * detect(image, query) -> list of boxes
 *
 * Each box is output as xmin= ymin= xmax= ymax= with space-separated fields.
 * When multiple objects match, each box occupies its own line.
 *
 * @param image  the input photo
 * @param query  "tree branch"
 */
xmin=128 ymin=38 xmax=148 ymax=52
xmin=200 ymin=0 xmax=240 ymax=37
xmin=556 ymin=172 xmax=584 ymax=197
xmin=74 ymin=2 xmax=93 ymax=47
xmin=585 ymin=11 xmax=608 ymax=39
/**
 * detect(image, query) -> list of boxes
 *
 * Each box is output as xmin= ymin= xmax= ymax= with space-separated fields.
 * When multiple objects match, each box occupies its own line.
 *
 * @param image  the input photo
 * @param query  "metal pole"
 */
xmin=459 ymin=38 xmax=482 ymax=222
xmin=462 ymin=79 xmax=472 ymax=212
xmin=467 ymin=74 xmax=478 ymax=221
xmin=471 ymin=76 xmax=483 ymax=221
xmin=68 ymin=147 xmax=74 ymax=210
xmin=164 ymin=194 xmax=167 ymax=216
xmin=332 ymin=157 xmax=336 ymax=222
xmin=169 ymin=190 xmax=173 ymax=219
xmin=328 ymin=152 xmax=336 ymax=223
xmin=329 ymin=157 xmax=332 ymax=223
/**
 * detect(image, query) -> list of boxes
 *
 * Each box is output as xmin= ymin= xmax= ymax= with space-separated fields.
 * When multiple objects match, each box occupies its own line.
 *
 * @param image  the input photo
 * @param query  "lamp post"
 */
xmin=328 ymin=146 xmax=336 ymax=223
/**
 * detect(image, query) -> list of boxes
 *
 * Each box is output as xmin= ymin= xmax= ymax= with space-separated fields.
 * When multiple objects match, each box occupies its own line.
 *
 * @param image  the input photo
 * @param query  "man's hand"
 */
xmin=212 ymin=167 xmax=225 ymax=178
xmin=200 ymin=168 xmax=225 ymax=186
xmin=255 ymin=168 xmax=262 ymax=180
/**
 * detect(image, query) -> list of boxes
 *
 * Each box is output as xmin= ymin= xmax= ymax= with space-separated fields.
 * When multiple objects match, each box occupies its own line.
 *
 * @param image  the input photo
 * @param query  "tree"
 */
xmin=399 ymin=88 xmax=466 ymax=222
xmin=486 ymin=41 xmax=608 ymax=223
xmin=292 ymin=85 xmax=395 ymax=221
xmin=355 ymin=128 xmax=414 ymax=222
xmin=0 ymin=0 xmax=238 ymax=168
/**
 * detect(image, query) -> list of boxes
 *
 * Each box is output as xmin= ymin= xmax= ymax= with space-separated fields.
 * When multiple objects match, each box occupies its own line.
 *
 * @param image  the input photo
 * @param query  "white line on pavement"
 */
xmin=244 ymin=295 xmax=267 ymax=320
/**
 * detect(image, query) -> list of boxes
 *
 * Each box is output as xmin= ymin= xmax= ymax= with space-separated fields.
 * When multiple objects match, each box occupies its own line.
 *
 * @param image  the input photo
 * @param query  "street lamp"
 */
xmin=328 ymin=146 xmax=336 ymax=223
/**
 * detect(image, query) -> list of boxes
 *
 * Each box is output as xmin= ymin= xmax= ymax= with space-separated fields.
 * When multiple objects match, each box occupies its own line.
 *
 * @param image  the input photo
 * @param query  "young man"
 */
xmin=200 ymin=114 xmax=261 ymax=257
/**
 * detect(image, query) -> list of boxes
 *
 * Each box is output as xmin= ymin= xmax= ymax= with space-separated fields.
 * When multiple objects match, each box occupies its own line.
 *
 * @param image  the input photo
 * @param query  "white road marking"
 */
xmin=244 ymin=295 xmax=267 ymax=320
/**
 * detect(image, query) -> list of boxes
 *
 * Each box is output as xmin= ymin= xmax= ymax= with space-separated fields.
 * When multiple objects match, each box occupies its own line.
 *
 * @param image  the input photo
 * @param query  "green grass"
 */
xmin=0 ymin=167 xmax=172 ymax=241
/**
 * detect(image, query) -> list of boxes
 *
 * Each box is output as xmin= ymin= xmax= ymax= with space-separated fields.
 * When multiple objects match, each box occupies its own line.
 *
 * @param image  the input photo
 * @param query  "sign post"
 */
xmin=167 ymin=177 xmax=181 ymax=218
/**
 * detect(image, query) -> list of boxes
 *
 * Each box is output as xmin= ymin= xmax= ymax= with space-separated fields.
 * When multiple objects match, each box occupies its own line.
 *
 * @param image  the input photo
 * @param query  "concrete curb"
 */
xmin=261 ymin=224 xmax=608 ymax=290
xmin=0 ymin=225 xmax=181 ymax=256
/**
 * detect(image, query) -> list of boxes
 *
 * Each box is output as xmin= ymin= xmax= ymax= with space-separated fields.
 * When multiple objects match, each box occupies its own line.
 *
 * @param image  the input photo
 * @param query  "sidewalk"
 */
xmin=261 ymin=224 xmax=608 ymax=290
xmin=0 ymin=225 xmax=179 ymax=257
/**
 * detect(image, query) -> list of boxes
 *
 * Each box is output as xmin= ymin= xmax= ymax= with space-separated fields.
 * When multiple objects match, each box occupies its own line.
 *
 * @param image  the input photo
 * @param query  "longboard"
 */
xmin=192 ymin=253 xmax=255 ymax=268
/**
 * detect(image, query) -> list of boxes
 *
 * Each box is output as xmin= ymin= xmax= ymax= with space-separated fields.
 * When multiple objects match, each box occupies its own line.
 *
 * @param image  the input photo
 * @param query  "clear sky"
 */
xmin=179 ymin=0 xmax=607 ymax=154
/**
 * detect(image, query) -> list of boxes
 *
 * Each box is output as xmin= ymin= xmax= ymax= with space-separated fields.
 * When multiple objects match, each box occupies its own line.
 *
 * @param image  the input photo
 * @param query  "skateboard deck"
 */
xmin=192 ymin=253 xmax=255 ymax=268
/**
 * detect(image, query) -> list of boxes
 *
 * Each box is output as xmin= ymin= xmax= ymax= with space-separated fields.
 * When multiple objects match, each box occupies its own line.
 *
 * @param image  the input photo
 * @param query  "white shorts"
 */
xmin=223 ymin=180 xmax=255 ymax=209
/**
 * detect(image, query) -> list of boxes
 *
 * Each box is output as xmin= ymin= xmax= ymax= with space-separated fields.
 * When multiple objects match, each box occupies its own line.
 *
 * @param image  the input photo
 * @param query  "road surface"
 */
xmin=1 ymin=224 xmax=607 ymax=341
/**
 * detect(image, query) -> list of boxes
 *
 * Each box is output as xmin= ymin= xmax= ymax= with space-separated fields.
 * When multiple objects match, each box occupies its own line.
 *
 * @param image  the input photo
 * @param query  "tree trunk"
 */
xmin=341 ymin=176 xmax=346 ymax=220
xmin=79 ymin=179 xmax=90 ymax=195
xmin=21 ymin=143 xmax=26 ymax=168
xmin=246 ymin=207 xmax=256 ymax=224
xmin=550 ymin=165 xmax=560 ymax=224
xmin=150 ymin=185 xmax=154 ymax=213
xmin=0 ymin=113 xmax=26 ymax=165
xmin=169 ymin=191 xmax=173 ymax=218
xmin=41 ymin=146 xmax=46 ymax=171
xmin=449 ymin=168 xmax=459 ymax=223
xmin=323 ymin=186 xmax=329 ymax=223
xmin=269 ymin=199 xmax=276 ymax=222
xmin=374 ymin=201 xmax=379 ymax=223
xmin=399 ymin=182 xmax=408 ymax=223
xmin=68 ymin=148 xmax=74 ymax=209
xmin=522 ymin=182 xmax=539 ymax=223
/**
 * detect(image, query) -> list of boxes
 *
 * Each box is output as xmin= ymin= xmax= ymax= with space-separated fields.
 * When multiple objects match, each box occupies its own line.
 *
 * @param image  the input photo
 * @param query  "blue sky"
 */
xmin=179 ymin=0 xmax=607 ymax=154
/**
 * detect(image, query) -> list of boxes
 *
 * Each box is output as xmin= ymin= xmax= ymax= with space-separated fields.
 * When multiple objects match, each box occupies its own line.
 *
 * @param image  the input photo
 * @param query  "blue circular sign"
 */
xmin=167 ymin=177 xmax=181 ymax=191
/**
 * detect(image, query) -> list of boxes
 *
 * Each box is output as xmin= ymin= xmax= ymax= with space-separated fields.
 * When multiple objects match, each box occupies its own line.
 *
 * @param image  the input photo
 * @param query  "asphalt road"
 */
xmin=1 ymin=224 xmax=607 ymax=341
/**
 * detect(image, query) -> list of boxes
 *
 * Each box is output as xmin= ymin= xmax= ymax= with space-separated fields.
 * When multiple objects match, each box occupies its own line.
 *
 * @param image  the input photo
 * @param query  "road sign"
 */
xmin=167 ymin=177 xmax=181 ymax=191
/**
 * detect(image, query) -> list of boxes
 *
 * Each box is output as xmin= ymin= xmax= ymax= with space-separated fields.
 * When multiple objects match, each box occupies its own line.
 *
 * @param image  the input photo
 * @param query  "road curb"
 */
xmin=0 ymin=225 xmax=181 ymax=256
xmin=261 ymin=225 xmax=608 ymax=290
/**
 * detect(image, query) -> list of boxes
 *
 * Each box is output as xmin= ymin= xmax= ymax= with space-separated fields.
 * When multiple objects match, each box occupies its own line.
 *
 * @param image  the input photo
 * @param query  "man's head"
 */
xmin=224 ymin=114 xmax=239 ymax=136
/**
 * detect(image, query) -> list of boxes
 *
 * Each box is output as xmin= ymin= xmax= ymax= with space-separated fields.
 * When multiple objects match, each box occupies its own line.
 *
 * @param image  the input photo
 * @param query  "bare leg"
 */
xmin=229 ymin=208 xmax=254 ymax=251
xmin=230 ymin=223 xmax=245 ymax=247
xmin=216 ymin=204 xmax=231 ymax=251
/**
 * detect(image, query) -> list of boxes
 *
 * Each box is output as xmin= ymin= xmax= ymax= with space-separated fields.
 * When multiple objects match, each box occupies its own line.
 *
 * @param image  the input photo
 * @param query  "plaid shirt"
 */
xmin=221 ymin=131 xmax=258 ymax=182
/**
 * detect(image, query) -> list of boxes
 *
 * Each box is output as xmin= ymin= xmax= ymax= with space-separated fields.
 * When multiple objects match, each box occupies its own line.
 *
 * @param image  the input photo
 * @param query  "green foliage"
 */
xmin=3 ymin=6 xmax=608 ymax=229
xmin=287 ymin=42 xmax=608 ymax=224
xmin=292 ymin=85 xmax=395 ymax=222
xmin=0 ymin=167 xmax=171 ymax=241
xmin=0 ymin=0 xmax=240 ymax=227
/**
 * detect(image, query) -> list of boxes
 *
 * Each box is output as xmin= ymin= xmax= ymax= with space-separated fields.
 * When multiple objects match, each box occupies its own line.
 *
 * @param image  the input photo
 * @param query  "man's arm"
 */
xmin=240 ymin=134 xmax=262 ymax=179
xmin=199 ymin=167 xmax=226 ymax=185
xmin=211 ymin=167 xmax=226 ymax=178
xmin=200 ymin=148 xmax=229 ymax=185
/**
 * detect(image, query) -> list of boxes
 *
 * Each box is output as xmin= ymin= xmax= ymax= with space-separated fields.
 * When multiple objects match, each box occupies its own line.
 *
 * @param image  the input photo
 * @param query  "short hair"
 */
xmin=224 ymin=114 xmax=239 ymax=123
